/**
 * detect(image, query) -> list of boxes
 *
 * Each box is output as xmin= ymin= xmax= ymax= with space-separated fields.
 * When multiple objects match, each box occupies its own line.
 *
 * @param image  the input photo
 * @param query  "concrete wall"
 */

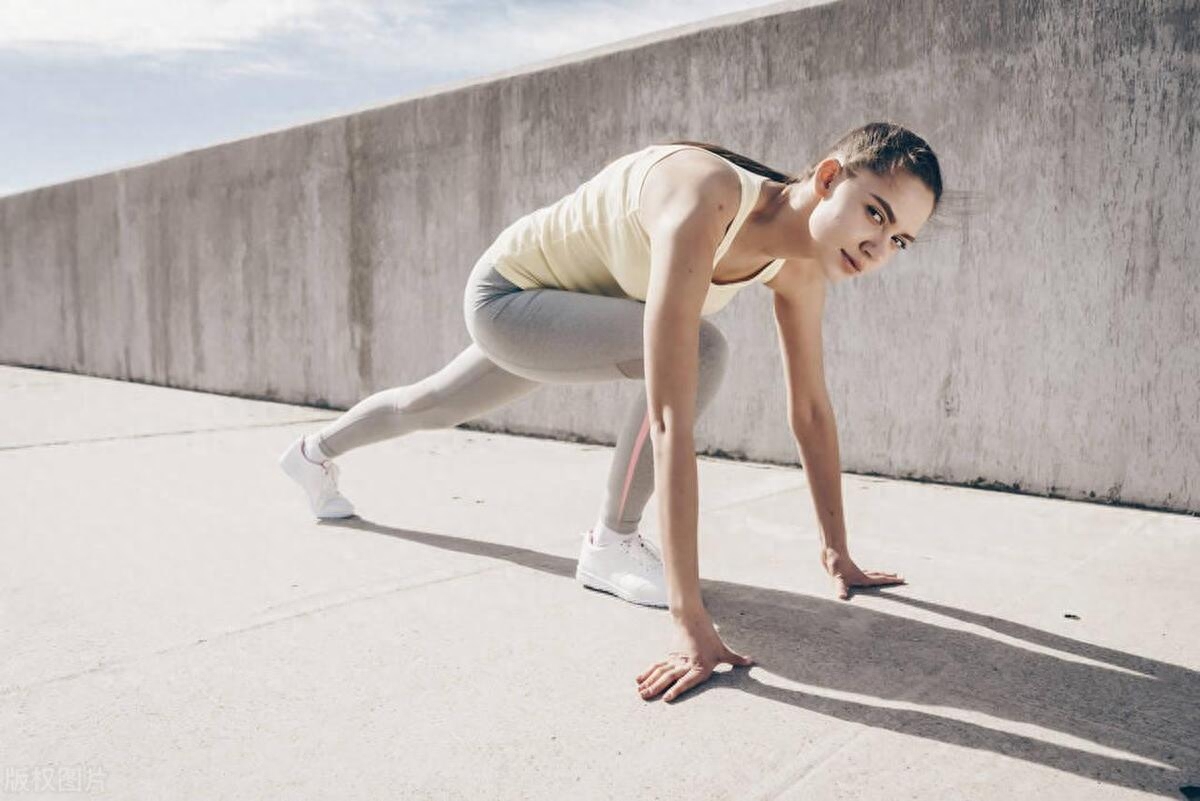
xmin=1 ymin=0 xmax=1196 ymax=515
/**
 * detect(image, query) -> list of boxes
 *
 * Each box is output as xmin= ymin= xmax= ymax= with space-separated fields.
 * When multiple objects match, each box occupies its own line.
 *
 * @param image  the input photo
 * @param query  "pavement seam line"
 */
xmin=0 ymin=417 xmax=340 ymax=452
xmin=702 ymin=483 xmax=808 ymax=515
xmin=0 ymin=561 xmax=514 ymax=697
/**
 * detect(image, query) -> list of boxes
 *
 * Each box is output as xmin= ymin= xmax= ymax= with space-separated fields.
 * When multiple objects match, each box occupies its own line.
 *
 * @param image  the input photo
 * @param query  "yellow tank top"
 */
xmin=478 ymin=144 xmax=785 ymax=317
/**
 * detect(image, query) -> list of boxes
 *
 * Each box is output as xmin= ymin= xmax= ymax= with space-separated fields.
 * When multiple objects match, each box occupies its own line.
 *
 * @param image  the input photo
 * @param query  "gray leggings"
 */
xmin=309 ymin=258 xmax=730 ymax=534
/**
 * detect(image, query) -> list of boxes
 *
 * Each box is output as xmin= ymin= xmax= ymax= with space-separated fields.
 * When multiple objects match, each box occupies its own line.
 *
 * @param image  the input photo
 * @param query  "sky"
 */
xmin=0 ymin=0 xmax=790 ymax=197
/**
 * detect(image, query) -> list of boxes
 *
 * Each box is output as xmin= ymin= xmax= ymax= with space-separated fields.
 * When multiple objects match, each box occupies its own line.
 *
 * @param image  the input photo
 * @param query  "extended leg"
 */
xmin=311 ymin=343 xmax=542 ymax=460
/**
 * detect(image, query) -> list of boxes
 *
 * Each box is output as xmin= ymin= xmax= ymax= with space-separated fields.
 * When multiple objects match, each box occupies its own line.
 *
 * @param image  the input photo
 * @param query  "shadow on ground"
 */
xmin=327 ymin=515 xmax=1200 ymax=798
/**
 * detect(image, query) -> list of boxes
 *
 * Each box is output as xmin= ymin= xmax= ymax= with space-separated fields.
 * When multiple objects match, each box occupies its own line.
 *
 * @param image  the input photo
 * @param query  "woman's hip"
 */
xmin=462 ymin=256 xmax=728 ymax=386
xmin=464 ymin=259 xmax=523 ymax=315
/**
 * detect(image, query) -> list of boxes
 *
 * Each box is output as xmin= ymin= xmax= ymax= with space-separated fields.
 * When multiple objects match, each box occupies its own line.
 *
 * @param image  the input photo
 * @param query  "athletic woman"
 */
xmin=280 ymin=121 xmax=944 ymax=702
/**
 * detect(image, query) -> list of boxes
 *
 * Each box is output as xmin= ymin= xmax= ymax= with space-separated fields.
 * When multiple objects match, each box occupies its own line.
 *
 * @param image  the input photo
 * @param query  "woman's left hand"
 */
xmin=821 ymin=547 xmax=905 ymax=600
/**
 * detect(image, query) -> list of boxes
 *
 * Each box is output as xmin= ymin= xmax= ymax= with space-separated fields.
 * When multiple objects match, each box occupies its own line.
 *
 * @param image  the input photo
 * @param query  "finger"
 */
xmin=663 ymin=666 xmax=709 ymax=702
xmin=642 ymin=665 xmax=689 ymax=698
xmin=636 ymin=661 xmax=668 ymax=684
xmin=866 ymin=575 xmax=906 ymax=586
xmin=638 ymin=661 xmax=676 ymax=690
xmin=722 ymin=648 xmax=755 ymax=667
xmin=637 ymin=663 xmax=672 ymax=691
xmin=864 ymin=571 xmax=903 ymax=580
xmin=837 ymin=577 xmax=850 ymax=600
xmin=641 ymin=667 xmax=688 ymax=700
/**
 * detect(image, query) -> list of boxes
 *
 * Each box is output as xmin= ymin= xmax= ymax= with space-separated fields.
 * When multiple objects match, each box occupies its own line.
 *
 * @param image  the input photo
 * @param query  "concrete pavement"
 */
xmin=1 ymin=364 xmax=1197 ymax=799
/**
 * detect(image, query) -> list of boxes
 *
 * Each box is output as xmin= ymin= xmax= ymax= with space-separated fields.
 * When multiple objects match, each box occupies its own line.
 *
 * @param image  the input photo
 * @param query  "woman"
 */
xmin=280 ymin=121 xmax=943 ymax=702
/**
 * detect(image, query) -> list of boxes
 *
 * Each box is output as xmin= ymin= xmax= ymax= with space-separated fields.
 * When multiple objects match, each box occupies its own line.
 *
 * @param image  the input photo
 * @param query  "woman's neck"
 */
xmin=747 ymin=181 xmax=822 ymax=269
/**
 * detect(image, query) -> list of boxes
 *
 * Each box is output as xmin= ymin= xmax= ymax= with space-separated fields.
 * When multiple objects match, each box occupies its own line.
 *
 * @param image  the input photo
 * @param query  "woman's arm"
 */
xmin=793 ymin=411 xmax=905 ymax=598
xmin=634 ymin=153 xmax=754 ymax=702
xmin=642 ymin=168 xmax=730 ymax=616
xmin=770 ymin=271 xmax=905 ymax=599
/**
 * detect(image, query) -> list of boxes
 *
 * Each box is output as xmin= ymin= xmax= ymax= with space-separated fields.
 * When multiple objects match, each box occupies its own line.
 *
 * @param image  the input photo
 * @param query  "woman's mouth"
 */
xmin=841 ymin=250 xmax=861 ymax=275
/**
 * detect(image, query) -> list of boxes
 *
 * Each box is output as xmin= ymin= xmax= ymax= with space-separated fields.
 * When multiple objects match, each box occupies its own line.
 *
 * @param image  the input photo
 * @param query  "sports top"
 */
xmin=478 ymin=143 xmax=785 ymax=317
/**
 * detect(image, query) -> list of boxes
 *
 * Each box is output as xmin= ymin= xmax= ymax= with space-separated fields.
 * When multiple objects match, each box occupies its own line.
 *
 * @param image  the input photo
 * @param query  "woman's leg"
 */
xmin=303 ymin=261 xmax=552 ymax=460
xmin=303 ymin=258 xmax=728 ymax=541
xmin=309 ymin=342 xmax=542 ymax=459
xmin=464 ymin=263 xmax=729 ymax=536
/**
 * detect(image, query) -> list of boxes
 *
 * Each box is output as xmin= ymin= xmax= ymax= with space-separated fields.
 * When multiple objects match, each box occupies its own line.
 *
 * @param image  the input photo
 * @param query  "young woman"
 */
xmin=280 ymin=121 xmax=943 ymax=702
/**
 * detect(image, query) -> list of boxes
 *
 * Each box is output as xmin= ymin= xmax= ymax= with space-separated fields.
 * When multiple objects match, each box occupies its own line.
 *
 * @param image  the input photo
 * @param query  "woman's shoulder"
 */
xmin=637 ymin=142 xmax=736 ymax=172
xmin=637 ymin=147 xmax=742 ymax=234
xmin=640 ymin=145 xmax=741 ymax=193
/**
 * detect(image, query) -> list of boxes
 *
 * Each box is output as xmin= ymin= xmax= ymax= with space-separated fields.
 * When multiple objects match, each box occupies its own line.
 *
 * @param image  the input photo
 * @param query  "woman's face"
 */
xmin=806 ymin=159 xmax=936 ymax=283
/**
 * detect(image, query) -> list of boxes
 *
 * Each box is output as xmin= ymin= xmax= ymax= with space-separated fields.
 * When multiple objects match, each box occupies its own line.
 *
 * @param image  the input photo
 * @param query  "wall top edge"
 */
xmin=0 ymin=0 xmax=835 ymax=201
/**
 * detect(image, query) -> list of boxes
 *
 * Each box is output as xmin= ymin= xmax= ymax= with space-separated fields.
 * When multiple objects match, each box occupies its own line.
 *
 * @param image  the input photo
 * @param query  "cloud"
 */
xmin=0 ymin=0 xmax=790 ymax=77
xmin=276 ymin=0 xmax=800 ymax=81
xmin=0 ymin=0 xmax=340 ymax=54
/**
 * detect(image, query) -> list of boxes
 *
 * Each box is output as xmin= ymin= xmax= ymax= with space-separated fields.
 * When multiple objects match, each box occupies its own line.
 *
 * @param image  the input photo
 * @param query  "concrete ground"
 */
xmin=1 ymin=363 xmax=1197 ymax=800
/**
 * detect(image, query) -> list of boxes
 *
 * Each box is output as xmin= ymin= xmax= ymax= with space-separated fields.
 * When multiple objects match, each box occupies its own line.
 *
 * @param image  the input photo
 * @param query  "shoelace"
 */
xmin=637 ymin=536 xmax=662 ymax=561
xmin=621 ymin=535 xmax=663 ymax=570
xmin=580 ymin=531 xmax=663 ymax=566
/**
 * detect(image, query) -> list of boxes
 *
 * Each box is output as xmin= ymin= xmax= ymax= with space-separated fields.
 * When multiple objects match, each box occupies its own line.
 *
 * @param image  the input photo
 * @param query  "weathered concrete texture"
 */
xmin=2 ymin=364 xmax=1198 ymax=799
xmin=0 ymin=0 xmax=1196 ymax=514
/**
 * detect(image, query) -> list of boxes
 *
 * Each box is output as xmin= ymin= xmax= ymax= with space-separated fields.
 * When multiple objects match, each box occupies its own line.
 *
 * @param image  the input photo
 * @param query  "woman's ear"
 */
xmin=813 ymin=157 xmax=843 ymax=198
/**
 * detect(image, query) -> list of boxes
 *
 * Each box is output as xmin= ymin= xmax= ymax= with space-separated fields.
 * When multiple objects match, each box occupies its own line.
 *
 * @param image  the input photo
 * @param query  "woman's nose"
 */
xmin=860 ymin=233 xmax=887 ymax=265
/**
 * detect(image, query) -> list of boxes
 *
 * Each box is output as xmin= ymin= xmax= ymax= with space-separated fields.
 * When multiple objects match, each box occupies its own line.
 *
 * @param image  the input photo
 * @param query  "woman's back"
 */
xmin=478 ymin=143 xmax=784 ymax=317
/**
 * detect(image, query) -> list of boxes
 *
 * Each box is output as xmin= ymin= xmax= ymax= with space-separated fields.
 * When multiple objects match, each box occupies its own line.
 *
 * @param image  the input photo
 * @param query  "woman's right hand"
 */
xmin=635 ymin=608 xmax=754 ymax=702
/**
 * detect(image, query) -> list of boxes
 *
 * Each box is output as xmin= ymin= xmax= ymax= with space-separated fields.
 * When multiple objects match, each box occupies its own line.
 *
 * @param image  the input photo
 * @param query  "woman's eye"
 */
xmin=892 ymin=237 xmax=908 ymax=251
xmin=868 ymin=206 xmax=884 ymax=224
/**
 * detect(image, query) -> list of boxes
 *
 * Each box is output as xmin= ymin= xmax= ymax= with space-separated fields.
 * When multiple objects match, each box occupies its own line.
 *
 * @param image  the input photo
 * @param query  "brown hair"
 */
xmin=668 ymin=121 xmax=944 ymax=212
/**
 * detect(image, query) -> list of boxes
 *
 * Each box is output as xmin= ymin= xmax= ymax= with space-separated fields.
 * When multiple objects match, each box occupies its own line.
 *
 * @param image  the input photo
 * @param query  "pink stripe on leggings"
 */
xmin=617 ymin=407 xmax=653 ymax=524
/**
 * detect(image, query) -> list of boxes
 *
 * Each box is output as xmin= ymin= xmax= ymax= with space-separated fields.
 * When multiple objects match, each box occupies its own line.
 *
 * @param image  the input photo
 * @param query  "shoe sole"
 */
xmin=575 ymin=566 xmax=668 ymax=609
xmin=317 ymin=507 xmax=356 ymax=520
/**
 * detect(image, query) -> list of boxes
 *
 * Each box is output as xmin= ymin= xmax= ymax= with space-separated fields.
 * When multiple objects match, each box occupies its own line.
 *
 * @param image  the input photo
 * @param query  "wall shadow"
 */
xmin=327 ymin=516 xmax=1199 ymax=798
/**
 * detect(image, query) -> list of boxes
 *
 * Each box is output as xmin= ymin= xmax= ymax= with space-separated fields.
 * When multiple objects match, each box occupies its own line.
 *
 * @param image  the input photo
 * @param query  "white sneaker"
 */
xmin=278 ymin=435 xmax=356 ymax=519
xmin=575 ymin=530 xmax=668 ymax=608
